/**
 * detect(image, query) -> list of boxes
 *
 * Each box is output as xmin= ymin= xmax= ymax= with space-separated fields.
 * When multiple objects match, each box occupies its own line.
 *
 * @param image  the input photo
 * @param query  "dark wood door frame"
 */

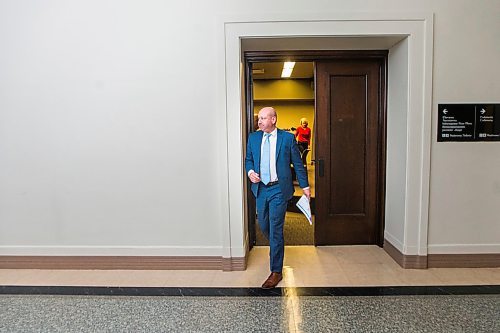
xmin=244 ymin=50 xmax=388 ymax=248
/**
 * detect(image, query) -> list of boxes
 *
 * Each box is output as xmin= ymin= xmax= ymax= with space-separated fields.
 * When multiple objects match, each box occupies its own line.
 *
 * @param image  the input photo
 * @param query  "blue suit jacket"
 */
xmin=245 ymin=129 xmax=309 ymax=201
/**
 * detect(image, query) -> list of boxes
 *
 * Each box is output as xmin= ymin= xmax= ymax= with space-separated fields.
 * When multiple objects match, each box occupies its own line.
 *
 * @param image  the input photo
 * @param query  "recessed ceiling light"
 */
xmin=281 ymin=61 xmax=295 ymax=78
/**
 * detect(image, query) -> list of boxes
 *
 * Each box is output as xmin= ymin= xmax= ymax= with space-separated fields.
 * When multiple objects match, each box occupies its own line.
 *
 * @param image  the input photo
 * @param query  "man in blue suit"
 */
xmin=245 ymin=107 xmax=310 ymax=289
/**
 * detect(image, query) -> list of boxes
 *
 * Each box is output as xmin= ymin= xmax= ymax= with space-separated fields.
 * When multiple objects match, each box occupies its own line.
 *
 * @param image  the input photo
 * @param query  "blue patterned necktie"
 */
xmin=260 ymin=133 xmax=271 ymax=185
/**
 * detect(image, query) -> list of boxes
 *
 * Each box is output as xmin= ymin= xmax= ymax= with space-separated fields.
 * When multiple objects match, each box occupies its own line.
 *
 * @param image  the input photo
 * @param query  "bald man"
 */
xmin=245 ymin=107 xmax=310 ymax=289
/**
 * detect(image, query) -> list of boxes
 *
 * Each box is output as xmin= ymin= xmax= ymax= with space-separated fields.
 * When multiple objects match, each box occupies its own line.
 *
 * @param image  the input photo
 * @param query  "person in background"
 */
xmin=295 ymin=117 xmax=311 ymax=153
xmin=245 ymin=107 xmax=310 ymax=289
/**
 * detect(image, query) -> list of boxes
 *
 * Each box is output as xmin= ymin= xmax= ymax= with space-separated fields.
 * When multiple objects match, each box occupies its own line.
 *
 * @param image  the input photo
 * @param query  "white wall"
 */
xmin=428 ymin=1 xmax=500 ymax=253
xmin=385 ymin=38 xmax=409 ymax=250
xmin=409 ymin=1 xmax=499 ymax=254
xmin=0 ymin=0 xmax=499 ymax=256
xmin=0 ymin=1 xmax=224 ymax=255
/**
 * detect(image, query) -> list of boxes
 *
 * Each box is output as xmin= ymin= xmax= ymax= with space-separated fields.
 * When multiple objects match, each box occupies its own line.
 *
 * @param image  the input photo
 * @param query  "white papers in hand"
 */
xmin=296 ymin=195 xmax=312 ymax=225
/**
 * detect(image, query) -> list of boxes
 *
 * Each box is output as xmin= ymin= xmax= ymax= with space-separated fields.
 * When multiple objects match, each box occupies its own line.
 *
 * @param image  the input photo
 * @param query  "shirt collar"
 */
xmin=267 ymin=128 xmax=277 ymax=137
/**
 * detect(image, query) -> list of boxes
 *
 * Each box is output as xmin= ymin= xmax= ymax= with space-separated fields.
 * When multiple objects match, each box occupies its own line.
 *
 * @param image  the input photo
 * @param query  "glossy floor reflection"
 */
xmin=1 ymin=245 xmax=499 ymax=332
xmin=1 ymin=246 xmax=500 ymax=287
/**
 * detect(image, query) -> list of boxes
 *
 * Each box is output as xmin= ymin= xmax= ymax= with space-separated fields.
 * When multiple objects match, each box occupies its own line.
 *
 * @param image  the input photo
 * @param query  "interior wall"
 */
xmin=0 ymin=1 xmax=225 ymax=255
xmin=426 ymin=2 xmax=500 ymax=254
xmin=384 ymin=38 xmax=409 ymax=250
xmin=0 ymin=1 xmax=499 ymax=258
xmin=253 ymin=80 xmax=314 ymax=100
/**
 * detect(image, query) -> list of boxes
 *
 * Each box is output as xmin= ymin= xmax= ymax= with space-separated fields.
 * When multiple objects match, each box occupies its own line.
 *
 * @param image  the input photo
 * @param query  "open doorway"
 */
xmin=245 ymin=50 xmax=387 ymax=250
xmin=223 ymin=19 xmax=433 ymax=268
xmin=249 ymin=61 xmax=316 ymax=246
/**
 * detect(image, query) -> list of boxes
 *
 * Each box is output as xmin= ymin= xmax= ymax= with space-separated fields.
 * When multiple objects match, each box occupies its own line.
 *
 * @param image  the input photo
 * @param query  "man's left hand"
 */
xmin=303 ymin=188 xmax=311 ymax=201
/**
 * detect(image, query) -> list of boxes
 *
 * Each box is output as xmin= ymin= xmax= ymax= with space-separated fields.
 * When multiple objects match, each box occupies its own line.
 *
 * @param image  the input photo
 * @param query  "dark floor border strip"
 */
xmin=1 ymin=285 xmax=499 ymax=297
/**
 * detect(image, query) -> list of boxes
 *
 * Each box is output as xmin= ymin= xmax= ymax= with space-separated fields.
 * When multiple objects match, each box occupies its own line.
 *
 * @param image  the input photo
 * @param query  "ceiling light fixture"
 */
xmin=281 ymin=61 xmax=295 ymax=78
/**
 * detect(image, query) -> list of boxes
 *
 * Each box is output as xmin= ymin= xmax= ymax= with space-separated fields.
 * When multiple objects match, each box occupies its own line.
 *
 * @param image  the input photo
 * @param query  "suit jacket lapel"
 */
xmin=276 ymin=129 xmax=283 ymax=160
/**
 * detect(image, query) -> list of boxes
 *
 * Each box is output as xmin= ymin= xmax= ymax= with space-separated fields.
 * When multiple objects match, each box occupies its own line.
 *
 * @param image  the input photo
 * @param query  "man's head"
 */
xmin=300 ymin=118 xmax=309 ymax=128
xmin=258 ymin=107 xmax=277 ymax=133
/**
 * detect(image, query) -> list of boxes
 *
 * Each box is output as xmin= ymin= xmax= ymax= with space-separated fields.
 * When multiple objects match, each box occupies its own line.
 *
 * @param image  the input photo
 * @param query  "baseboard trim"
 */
xmin=384 ymin=239 xmax=500 ymax=268
xmin=384 ymin=240 xmax=428 ymax=269
xmin=222 ymin=256 xmax=247 ymax=271
xmin=0 ymin=255 xmax=247 ymax=271
xmin=428 ymin=254 xmax=500 ymax=268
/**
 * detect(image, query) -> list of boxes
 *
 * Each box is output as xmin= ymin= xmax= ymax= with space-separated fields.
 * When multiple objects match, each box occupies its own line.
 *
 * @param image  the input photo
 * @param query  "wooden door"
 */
xmin=245 ymin=62 xmax=257 ymax=249
xmin=315 ymin=58 xmax=386 ymax=245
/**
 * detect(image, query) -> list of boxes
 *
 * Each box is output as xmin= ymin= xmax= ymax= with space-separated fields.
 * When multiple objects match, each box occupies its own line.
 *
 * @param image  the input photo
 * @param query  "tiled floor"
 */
xmin=1 ymin=246 xmax=499 ymax=333
xmin=2 ymin=293 xmax=499 ymax=333
xmin=1 ymin=245 xmax=499 ymax=287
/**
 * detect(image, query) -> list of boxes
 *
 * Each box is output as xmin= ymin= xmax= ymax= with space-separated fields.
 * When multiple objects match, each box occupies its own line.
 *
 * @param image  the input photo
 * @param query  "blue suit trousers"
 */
xmin=256 ymin=182 xmax=288 ymax=273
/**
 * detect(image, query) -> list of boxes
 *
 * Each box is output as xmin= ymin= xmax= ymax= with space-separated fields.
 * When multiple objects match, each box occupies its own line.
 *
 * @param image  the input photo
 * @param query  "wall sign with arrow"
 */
xmin=438 ymin=104 xmax=500 ymax=142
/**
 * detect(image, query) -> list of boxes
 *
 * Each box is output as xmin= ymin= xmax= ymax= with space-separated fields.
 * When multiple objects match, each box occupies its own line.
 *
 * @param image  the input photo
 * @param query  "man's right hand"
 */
xmin=249 ymin=171 xmax=261 ymax=183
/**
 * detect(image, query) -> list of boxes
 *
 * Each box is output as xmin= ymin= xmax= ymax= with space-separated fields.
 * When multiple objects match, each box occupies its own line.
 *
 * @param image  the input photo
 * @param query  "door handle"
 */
xmin=318 ymin=159 xmax=324 ymax=177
